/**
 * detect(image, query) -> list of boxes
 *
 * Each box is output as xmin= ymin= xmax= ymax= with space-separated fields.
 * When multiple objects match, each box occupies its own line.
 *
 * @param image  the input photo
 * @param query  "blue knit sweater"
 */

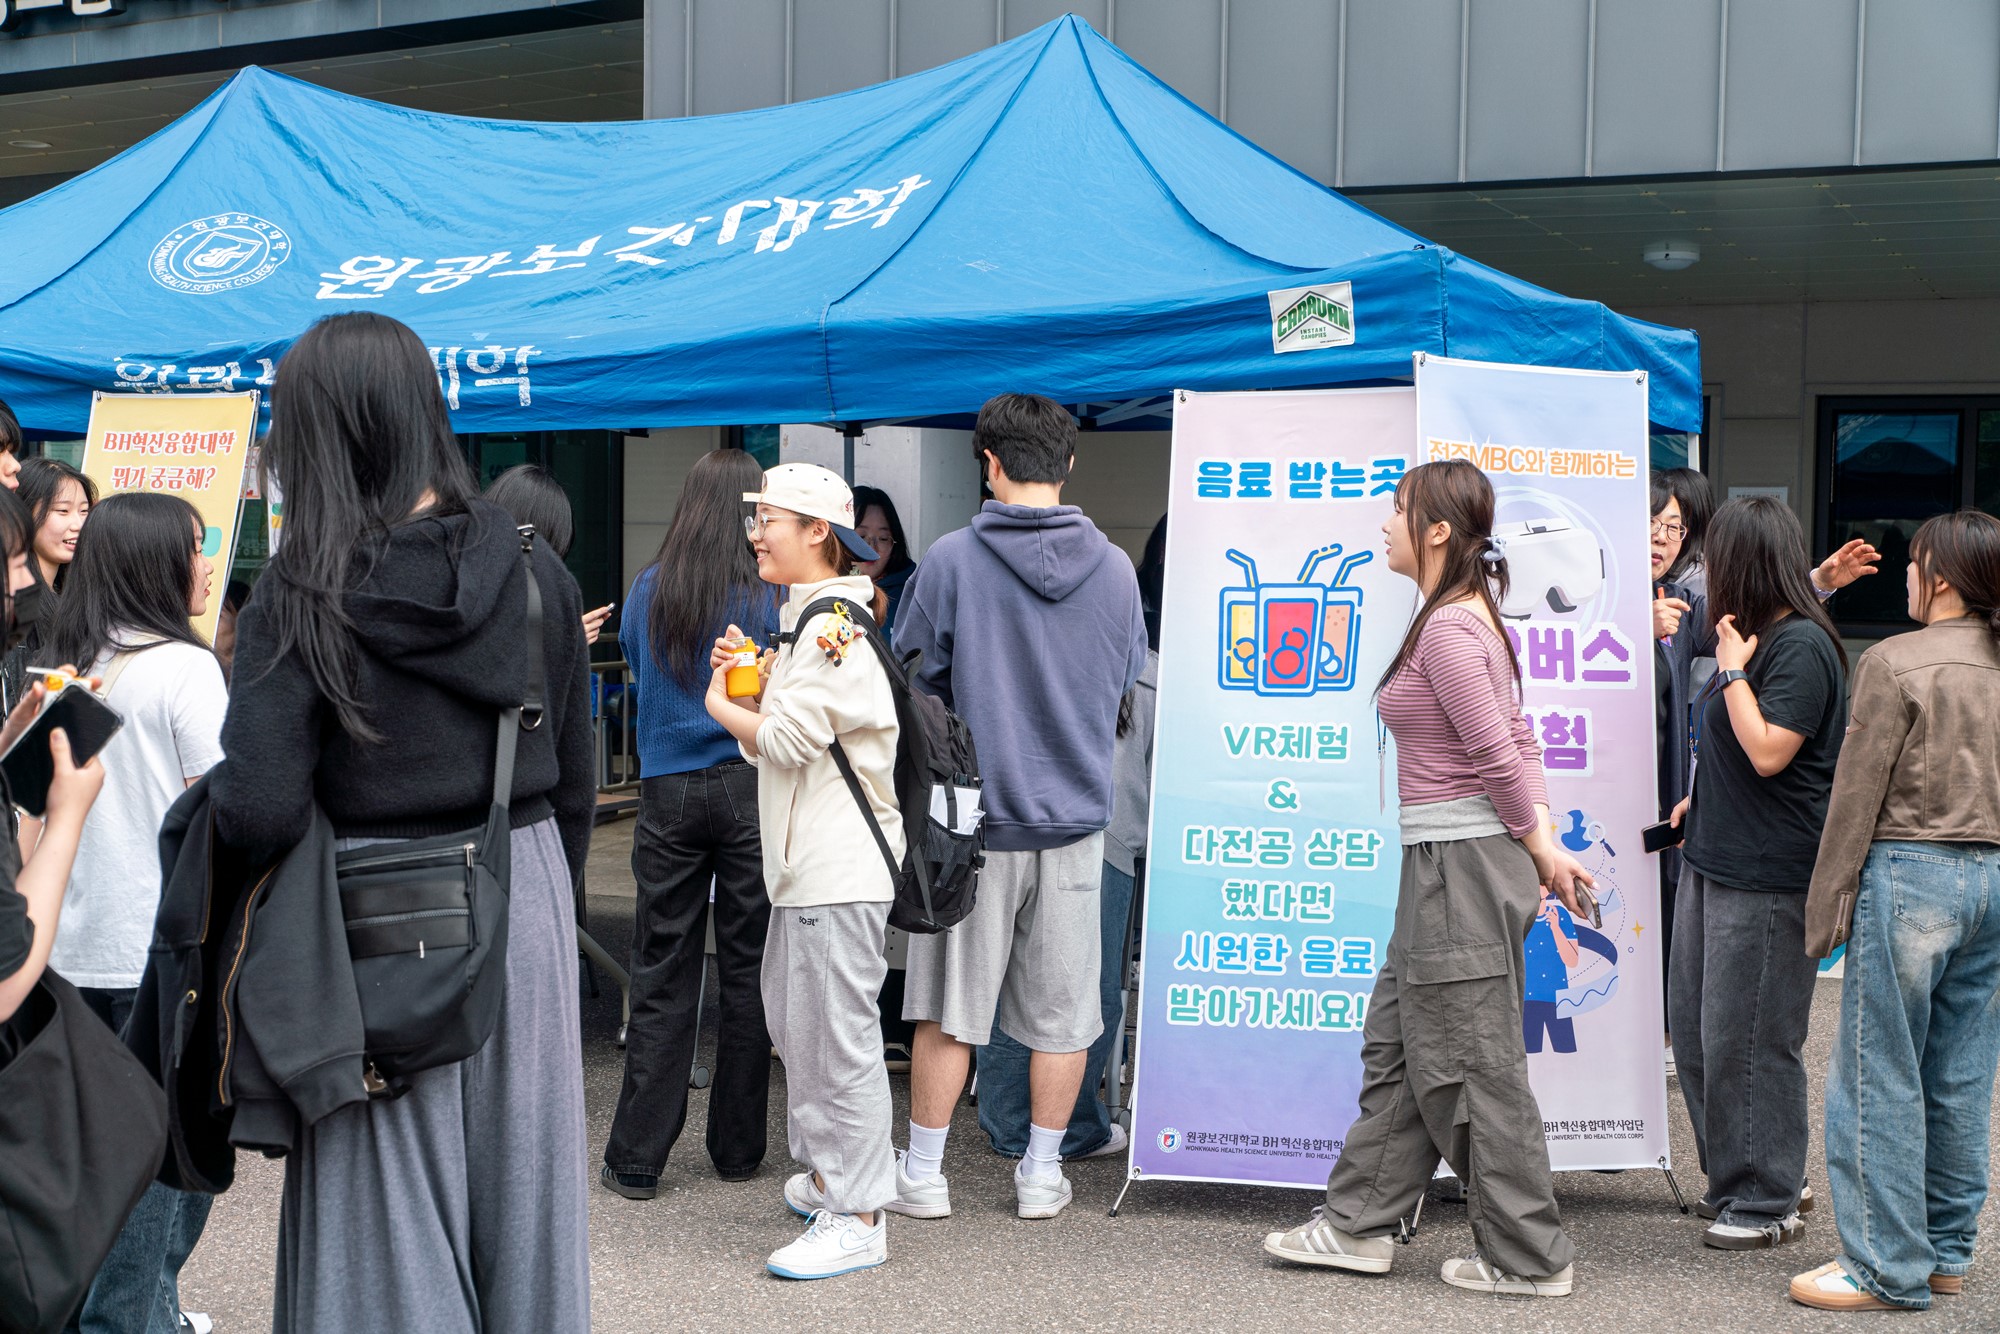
xmin=620 ymin=565 xmax=781 ymax=778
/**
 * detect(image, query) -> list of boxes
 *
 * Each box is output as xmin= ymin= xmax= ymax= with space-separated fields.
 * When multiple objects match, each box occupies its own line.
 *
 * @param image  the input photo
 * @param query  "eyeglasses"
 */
xmin=1650 ymin=518 xmax=1688 ymax=541
xmin=743 ymin=512 xmax=805 ymax=539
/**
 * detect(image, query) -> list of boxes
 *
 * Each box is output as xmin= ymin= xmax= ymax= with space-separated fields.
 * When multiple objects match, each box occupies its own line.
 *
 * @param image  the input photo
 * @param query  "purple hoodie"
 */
xmin=893 ymin=501 xmax=1148 ymax=851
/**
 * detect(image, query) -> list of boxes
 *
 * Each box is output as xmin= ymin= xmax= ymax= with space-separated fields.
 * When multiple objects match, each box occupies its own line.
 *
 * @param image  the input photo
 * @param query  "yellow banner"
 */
xmin=80 ymin=392 xmax=259 ymax=645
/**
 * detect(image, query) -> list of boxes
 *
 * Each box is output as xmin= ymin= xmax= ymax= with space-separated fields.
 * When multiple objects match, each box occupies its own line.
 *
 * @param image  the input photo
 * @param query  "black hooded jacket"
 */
xmin=211 ymin=500 xmax=594 ymax=889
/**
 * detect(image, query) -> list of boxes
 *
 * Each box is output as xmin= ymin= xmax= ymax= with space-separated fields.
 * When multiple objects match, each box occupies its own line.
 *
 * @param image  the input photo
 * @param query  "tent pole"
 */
xmin=841 ymin=422 xmax=861 ymax=485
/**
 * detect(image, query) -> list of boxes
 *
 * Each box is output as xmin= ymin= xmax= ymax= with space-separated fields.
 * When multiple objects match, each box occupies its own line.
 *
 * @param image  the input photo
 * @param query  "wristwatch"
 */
xmin=1714 ymin=669 xmax=1750 ymax=690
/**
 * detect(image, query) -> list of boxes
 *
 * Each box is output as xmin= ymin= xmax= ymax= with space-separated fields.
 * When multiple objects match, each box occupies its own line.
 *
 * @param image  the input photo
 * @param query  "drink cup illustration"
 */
xmin=1217 ymin=545 xmax=1373 ymax=697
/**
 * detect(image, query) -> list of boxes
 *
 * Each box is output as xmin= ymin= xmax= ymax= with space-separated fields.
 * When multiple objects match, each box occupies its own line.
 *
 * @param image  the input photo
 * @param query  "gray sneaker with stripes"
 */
xmin=1261 ymin=1207 xmax=1395 ymax=1273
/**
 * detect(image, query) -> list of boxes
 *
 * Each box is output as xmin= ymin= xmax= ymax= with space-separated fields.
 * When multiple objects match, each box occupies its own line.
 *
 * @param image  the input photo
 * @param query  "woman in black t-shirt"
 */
xmin=1666 ymin=495 xmax=1848 ymax=1253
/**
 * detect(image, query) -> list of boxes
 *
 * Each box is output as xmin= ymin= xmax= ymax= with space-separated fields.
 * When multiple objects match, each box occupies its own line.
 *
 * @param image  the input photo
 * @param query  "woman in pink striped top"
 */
xmin=1263 ymin=459 xmax=1594 ymax=1299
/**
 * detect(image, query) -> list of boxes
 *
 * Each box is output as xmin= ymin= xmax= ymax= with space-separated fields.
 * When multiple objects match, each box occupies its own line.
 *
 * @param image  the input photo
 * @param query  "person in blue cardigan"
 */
xmin=603 ymin=448 xmax=782 ymax=1200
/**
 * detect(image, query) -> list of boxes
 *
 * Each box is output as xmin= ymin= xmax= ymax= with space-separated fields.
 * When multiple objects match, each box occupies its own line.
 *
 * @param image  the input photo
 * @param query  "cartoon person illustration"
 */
xmin=1524 ymin=888 xmax=1582 ymax=1054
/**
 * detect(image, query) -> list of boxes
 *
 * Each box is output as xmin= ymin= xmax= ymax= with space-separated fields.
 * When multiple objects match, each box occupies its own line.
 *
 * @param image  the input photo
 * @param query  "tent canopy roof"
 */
xmin=0 ymin=16 xmax=1700 ymax=434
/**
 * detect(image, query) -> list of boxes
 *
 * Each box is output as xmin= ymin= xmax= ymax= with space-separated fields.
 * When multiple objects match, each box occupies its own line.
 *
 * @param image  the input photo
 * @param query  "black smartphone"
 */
xmin=1641 ymin=819 xmax=1684 ymax=854
xmin=0 ymin=685 xmax=123 ymax=817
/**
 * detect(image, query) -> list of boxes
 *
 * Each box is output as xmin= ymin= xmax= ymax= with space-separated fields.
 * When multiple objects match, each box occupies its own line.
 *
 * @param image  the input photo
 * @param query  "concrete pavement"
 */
xmin=177 ymin=822 xmax=2000 ymax=1332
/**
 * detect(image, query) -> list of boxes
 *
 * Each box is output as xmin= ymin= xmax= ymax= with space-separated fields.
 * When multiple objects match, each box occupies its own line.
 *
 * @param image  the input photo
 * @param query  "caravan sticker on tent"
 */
xmin=1267 ymin=282 xmax=1355 ymax=354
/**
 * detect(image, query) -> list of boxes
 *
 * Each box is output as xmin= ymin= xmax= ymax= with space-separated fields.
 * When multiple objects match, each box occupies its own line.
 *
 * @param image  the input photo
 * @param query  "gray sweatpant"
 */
xmin=764 ymin=899 xmax=895 ymax=1215
xmin=274 ymin=820 xmax=590 ymax=1334
xmin=1321 ymin=833 xmax=1576 ymax=1279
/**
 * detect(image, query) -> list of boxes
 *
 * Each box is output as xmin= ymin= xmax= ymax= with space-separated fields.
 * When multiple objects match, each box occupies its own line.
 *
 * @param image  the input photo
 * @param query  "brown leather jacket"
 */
xmin=1805 ymin=618 xmax=2000 ymax=956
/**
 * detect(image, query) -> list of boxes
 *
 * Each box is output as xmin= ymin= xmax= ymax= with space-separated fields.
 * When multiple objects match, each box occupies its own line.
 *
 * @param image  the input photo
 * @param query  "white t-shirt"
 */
xmin=49 ymin=639 xmax=228 ymax=990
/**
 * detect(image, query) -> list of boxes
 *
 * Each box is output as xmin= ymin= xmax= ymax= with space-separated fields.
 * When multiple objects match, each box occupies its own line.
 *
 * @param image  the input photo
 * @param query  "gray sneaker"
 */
xmin=1440 ymin=1254 xmax=1574 ymax=1296
xmin=1261 ymin=1207 xmax=1394 ymax=1273
xmin=1705 ymin=1212 xmax=1806 ymax=1250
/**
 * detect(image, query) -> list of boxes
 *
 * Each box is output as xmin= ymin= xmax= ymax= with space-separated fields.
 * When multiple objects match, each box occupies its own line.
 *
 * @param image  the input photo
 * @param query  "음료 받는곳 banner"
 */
xmin=1126 ymin=368 xmax=1668 ymax=1191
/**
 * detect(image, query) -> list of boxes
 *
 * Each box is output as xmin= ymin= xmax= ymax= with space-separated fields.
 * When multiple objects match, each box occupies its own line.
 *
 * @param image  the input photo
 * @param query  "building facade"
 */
xmin=4 ymin=0 xmax=1996 ymax=632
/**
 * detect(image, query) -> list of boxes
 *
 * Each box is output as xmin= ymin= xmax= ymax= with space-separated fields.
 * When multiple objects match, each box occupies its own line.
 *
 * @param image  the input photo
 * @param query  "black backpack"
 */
xmin=781 ymin=596 xmax=983 ymax=934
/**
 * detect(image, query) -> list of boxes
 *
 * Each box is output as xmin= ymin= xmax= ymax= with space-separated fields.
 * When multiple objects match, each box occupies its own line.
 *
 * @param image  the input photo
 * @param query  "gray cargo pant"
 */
xmin=1322 ymin=833 xmax=1576 ymax=1279
xmin=764 ymin=899 xmax=896 ymax=1215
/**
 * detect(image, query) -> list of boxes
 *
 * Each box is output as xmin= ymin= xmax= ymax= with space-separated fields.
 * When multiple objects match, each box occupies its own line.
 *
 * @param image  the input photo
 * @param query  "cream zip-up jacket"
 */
xmin=746 ymin=574 xmax=904 ymax=908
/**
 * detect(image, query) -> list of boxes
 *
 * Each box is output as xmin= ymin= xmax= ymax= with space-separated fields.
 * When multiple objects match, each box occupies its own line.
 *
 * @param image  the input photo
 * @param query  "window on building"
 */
xmin=461 ymin=430 xmax=625 ymax=619
xmin=1818 ymin=397 xmax=2000 ymax=634
xmin=1648 ymin=394 xmax=1712 ymax=473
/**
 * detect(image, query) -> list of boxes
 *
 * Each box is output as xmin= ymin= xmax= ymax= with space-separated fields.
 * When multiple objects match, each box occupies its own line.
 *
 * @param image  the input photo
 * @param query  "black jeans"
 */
xmin=605 ymin=762 xmax=772 ymax=1179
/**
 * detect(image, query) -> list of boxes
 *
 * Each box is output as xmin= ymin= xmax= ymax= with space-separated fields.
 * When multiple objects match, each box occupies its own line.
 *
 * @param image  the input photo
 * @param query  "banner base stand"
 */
xmin=1108 ymin=1174 xmax=1139 ymax=1218
xmin=1660 ymin=1156 xmax=1691 ymax=1215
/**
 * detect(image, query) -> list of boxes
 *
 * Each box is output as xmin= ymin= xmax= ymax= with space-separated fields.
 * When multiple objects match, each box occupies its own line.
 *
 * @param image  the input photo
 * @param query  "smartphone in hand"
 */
xmin=1641 ymin=820 xmax=1684 ymax=855
xmin=0 ymin=685 xmax=122 ymax=816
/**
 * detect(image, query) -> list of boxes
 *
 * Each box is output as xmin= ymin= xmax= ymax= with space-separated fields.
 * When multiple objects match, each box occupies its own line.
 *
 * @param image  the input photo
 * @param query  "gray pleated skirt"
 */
xmin=273 ymin=818 xmax=591 ymax=1333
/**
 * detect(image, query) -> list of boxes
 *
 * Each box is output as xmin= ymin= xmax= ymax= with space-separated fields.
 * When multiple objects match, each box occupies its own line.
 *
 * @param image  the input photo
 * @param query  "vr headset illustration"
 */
xmin=1494 ymin=520 xmax=1604 ymax=620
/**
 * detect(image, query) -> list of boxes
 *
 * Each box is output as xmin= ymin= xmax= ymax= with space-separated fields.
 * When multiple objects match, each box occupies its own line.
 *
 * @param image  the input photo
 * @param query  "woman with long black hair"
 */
xmin=601 ymin=448 xmax=781 ymax=1199
xmin=1263 ymin=459 xmax=1592 ymax=1298
xmin=851 ymin=485 xmax=915 ymax=632
xmin=209 ymin=311 xmax=595 ymax=1331
xmin=1667 ymin=495 xmax=1848 ymax=1252
xmin=1 ymin=457 xmax=95 ymax=712
xmin=484 ymin=463 xmax=614 ymax=644
xmin=46 ymin=492 xmax=224 ymax=1334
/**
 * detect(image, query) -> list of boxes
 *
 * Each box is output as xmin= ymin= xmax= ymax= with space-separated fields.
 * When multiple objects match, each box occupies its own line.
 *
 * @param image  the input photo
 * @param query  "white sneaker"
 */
xmin=1440 ymin=1254 xmax=1574 ymax=1296
xmin=766 ymin=1209 xmax=887 ymax=1280
xmin=784 ymin=1170 xmax=828 ymax=1218
xmin=882 ymin=1151 xmax=951 ymax=1219
xmin=1262 ymin=1206 xmax=1395 ymax=1273
xmin=1079 ymin=1123 xmax=1129 ymax=1160
xmin=1014 ymin=1164 xmax=1073 ymax=1219
xmin=177 ymin=1317 xmax=214 ymax=1334
xmin=1664 ymin=1046 xmax=1676 ymax=1079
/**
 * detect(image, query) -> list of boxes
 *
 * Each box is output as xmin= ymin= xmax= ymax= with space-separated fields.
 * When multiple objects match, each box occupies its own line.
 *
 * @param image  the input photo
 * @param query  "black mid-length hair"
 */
xmin=0 ymin=397 xmax=21 ymax=457
xmin=18 ymin=456 xmax=98 ymax=593
xmin=1704 ymin=496 xmax=1847 ymax=672
xmin=48 ymin=492 xmax=210 ymax=670
xmin=259 ymin=311 xmax=479 ymax=740
xmin=485 ymin=464 xmax=575 ymax=559
xmin=0 ymin=486 xmax=31 ymax=635
xmin=648 ymin=449 xmax=774 ymax=685
xmin=851 ymin=485 xmax=914 ymax=576
xmin=1910 ymin=510 xmax=2000 ymax=647
xmin=1649 ymin=467 xmax=1714 ymax=585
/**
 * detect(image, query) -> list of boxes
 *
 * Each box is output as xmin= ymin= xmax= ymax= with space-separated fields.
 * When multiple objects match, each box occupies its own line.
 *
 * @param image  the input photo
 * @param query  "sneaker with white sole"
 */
xmin=1705 ymin=1212 xmax=1806 ymax=1250
xmin=1261 ymin=1206 xmax=1395 ymax=1273
xmin=784 ymin=1170 xmax=829 ymax=1218
xmin=1440 ymin=1254 xmax=1574 ymax=1296
xmin=177 ymin=1316 xmax=214 ymax=1334
xmin=766 ymin=1209 xmax=887 ymax=1280
xmin=1014 ymin=1165 xmax=1073 ymax=1219
xmin=1078 ymin=1123 xmax=1129 ymax=1160
xmin=1790 ymin=1260 xmax=1897 ymax=1310
xmin=882 ymin=1152 xmax=951 ymax=1219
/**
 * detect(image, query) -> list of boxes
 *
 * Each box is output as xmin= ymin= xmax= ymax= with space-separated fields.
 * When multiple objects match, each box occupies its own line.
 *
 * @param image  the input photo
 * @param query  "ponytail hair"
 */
xmin=1375 ymin=459 xmax=1517 ymax=695
xmin=1909 ymin=509 xmax=2000 ymax=646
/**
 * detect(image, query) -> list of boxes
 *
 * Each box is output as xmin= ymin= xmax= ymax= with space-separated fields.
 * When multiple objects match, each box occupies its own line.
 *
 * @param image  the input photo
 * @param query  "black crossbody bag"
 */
xmin=335 ymin=527 xmax=544 ymax=1096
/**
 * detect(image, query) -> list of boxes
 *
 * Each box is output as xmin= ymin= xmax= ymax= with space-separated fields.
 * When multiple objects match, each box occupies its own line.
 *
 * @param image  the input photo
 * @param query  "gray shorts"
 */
xmin=902 ymin=834 xmax=1104 ymax=1053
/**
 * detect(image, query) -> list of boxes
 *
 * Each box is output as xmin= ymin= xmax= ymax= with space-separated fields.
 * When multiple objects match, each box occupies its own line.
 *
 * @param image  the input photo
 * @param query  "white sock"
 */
xmin=1022 ymin=1123 xmax=1065 ymax=1182
xmin=906 ymin=1121 xmax=949 ymax=1181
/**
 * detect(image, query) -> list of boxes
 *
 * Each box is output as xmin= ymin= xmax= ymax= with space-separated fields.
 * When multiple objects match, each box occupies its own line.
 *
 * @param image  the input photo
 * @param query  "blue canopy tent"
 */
xmin=0 ymin=15 xmax=1699 ymax=435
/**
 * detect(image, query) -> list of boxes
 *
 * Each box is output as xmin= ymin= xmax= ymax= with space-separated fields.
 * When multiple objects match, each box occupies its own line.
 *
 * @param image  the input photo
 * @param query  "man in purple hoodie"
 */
xmin=887 ymin=393 xmax=1148 ymax=1222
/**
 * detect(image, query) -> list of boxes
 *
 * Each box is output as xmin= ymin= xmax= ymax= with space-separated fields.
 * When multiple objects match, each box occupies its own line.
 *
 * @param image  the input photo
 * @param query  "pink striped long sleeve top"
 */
xmin=1377 ymin=605 xmax=1547 ymax=837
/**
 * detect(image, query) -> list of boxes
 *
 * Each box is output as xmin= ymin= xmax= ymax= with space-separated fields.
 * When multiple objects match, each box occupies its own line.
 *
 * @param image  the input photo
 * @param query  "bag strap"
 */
xmin=781 ymin=595 xmax=904 ymax=688
xmin=96 ymin=634 xmax=167 ymax=701
xmin=493 ymin=528 xmax=547 ymax=810
xmin=828 ymin=740 xmax=903 ymax=887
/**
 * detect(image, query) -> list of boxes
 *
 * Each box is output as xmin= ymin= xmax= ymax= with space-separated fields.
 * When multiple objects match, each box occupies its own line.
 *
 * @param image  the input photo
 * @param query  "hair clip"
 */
xmin=1481 ymin=533 xmax=1508 ymax=565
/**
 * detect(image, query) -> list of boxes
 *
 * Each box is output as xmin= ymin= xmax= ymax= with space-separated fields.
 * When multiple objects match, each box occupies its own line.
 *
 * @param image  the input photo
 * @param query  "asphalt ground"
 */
xmin=178 ymin=821 xmax=2000 ymax=1332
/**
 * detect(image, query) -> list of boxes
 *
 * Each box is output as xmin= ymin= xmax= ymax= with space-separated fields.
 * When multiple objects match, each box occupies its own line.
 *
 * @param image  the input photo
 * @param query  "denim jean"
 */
xmin=604 ymin=762 xmax=772 ymax=1180
xmin=68 ymin=990 xmax=213 ymax=1334
xmin=979 ymin=862 xmax=1135 ymax=1158
xmin=1826 ymin=841 xmax=2000 ymax=1310
xmin=1667 ymin=866 xmax=1818 ymax=1228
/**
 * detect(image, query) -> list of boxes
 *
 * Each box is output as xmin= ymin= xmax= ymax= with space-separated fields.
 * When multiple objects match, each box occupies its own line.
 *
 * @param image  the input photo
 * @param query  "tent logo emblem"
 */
xmin=150 ymin=214 xmax=292 ymax=294
xmin=1267 ymin=282 xmax=1356 ymax=354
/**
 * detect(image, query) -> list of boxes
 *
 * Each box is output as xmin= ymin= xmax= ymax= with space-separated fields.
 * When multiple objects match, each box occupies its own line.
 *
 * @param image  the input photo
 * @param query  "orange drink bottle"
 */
xmin=724 ymin=636 xmax=762 ymax=697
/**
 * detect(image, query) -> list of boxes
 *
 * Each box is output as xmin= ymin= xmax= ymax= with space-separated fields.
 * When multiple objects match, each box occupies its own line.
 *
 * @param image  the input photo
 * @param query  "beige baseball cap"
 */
xmin=743 ymin=462 xmax=880 ymax=561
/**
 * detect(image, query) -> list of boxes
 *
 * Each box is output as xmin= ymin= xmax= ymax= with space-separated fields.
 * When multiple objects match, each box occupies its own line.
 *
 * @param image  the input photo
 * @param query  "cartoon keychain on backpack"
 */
xmin=816 ymin=600 xmax=861 ymax=665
